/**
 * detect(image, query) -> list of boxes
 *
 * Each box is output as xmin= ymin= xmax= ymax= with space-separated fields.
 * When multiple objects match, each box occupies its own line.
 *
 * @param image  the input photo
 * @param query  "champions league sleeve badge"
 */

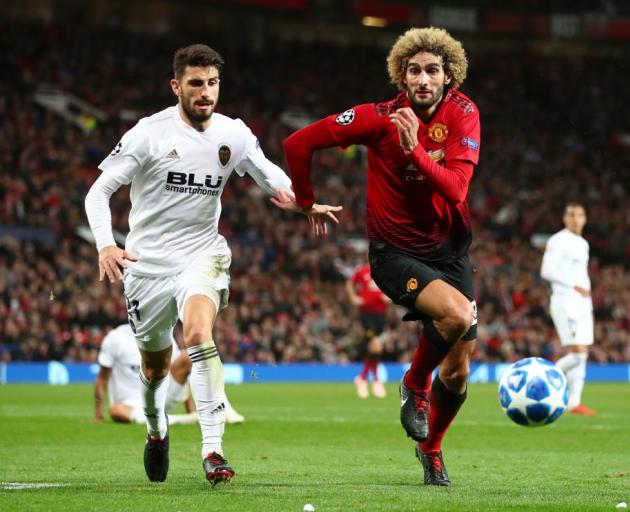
xmin=110 ymin=141 xmax=122 ymax=156
xmin=335 ymin=109 xmax=355 ymax=126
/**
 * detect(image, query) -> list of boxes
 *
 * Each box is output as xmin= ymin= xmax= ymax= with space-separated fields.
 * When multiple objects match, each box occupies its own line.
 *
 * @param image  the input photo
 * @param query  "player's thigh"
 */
xmin=550 ymin=303 xmax=594 ymax=346
xmin=419 ymin=255 xmax=478 ymax=341
xmin=414 ymin=279 xmax=471 ymax=323
xmin=123 ymin=273 xmax=179 ymax=352
xmin=175 ymin=252 xmax=231 ymax=346
xmin=368 ymin=241 xmax=441 ymax=312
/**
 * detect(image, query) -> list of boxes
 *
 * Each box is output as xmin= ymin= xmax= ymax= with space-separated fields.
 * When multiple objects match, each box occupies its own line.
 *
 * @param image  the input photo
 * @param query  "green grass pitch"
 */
xmin=1 ymin=382 xmax=629 ymax=511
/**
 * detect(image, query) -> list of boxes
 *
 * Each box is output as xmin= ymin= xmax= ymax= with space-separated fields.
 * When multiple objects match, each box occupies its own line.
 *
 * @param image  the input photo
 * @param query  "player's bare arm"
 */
xmin=98 ymin=245 xmax=138 ymax=283
xmin=345 ymin=279 xmax=364 ymax=307
xmin=270 ymin=188 xmax=343 ymax=236
xmin=93 ymin=365 xmax=111 ymax=422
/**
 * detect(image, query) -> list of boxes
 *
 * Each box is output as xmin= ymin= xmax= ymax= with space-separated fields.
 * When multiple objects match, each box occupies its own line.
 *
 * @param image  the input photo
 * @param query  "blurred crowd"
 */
xmin=1 ymin=20 xmax=628 ymax=364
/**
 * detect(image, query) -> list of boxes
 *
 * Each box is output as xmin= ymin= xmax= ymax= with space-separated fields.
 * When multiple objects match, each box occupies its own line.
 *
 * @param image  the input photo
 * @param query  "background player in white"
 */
xmin=93 ymin=323 xmax=244 ymax=425
xmin=540 ymin=202 xmax=596 ymax=416
xmin=85 ymin=44 xmax=340 ymax=483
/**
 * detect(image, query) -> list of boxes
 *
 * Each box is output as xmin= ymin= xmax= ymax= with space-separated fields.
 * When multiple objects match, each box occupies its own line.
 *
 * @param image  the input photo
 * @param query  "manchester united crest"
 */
xmin=428 ymin=123 xmax=449 ymax=143
xmin=218 ymin=144 xmax=231 ymax=168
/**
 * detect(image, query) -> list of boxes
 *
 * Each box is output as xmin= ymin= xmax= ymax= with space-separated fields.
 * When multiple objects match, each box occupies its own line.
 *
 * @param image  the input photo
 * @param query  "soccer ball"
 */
xmin=498 ymin=357 xmax=568 ymax=426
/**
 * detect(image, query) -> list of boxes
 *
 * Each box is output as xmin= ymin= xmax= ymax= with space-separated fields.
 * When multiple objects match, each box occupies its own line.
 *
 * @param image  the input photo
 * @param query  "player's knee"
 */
xmin=442 ymin=302 xmax=474 ymax=339
xmin=142 ymin=365 xmax=170 ymax=381
xmin=183 ymin=321 xmax=211 ymax=347
xmin=109 ymin=404 xmax=130 ymax=423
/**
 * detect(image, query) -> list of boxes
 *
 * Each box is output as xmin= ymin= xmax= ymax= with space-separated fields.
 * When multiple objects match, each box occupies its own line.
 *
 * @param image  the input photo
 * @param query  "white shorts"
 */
xmin=550 ymin=302 xmax=594 ymax=346
xmin=123 ymin=252 xmax=231 ymax=352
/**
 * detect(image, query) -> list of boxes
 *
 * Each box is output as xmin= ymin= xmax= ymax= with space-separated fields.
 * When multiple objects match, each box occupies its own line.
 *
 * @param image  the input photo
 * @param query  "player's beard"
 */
xmin=407 ymin=83 xmax=444 ymax=111
xmin=181 ymin=94 xmax=215 ymax=124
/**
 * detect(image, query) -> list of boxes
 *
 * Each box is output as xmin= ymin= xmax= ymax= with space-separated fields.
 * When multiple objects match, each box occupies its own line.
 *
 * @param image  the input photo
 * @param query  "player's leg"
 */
xmin=166 ymin=350 xmax=192 ymax=411
xmin=354 ymin=330 xmax=371 ymax=399
xmin=400 ymin=279 xmax=474 ymax=443
xmin=416 ymin=336 xmax=475 ymax=486
xmin=139 ymin=342 xmax=172 ymax=482
xmin=176 ymin=251 xmax=235 ymax=485
xmin=365 ymin=316 xmax=387 ymax=398
xmin=124 ymin=273 xmax=178 ymax=482
xmin=551 ymin=307 xmax=596 ymax=414
xmin=108 ymin=403 xmax=145 ymax=424
xmin=565 ymin=346 xmax=595 ymax=415
xmin=224 ymin=394 xmax=245 ymax=424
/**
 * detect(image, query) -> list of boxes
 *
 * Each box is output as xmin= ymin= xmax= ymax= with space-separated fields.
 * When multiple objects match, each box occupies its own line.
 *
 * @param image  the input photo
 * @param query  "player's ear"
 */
xmin=170 ymin=78 xmax=181 ymax=97
xmin=444 ymin=72 xmax=452 ymax=85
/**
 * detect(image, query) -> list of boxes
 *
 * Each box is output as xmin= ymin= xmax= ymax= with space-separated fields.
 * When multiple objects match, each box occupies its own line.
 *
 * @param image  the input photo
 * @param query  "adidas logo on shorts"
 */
xmin=166 ymin=149 xmax=179 ymax=159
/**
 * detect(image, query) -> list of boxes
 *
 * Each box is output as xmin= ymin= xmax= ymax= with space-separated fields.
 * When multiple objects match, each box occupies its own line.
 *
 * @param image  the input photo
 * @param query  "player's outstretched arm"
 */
xmin=93 ymin=365 xmax=111 ymax=423
xmin=270 ymin=188 xmax=342 ymax=236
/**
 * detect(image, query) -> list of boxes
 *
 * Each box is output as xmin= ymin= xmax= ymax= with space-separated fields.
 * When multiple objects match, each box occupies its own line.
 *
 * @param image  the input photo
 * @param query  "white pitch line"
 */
xmin=0 ymin=482 xmax=70 ymax=490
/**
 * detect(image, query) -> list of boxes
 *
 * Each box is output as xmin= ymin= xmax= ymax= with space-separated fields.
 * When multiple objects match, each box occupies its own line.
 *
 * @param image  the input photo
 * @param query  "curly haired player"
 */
xmin=282 ymin=28 xmax=481 ymax=486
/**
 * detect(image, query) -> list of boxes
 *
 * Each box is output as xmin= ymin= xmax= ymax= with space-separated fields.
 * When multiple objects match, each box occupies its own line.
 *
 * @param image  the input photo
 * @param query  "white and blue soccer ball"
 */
xmin=498 ymin=357 xmax=568 ymax=426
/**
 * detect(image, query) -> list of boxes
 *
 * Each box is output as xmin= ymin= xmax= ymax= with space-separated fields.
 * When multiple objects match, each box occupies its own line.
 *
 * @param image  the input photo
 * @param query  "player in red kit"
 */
xmin=281 ymin=28 xmax=480 ymax=486
xmin=346 ymin=262 xmax=390 ymax=398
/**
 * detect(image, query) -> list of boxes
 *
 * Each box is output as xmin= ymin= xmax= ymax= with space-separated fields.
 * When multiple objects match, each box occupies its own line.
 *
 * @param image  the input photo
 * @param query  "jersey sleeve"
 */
xmin=234 ymin=120 xmax=292 ymax=196
xmin=325 ymin=104 xmax=386 ymax=149
xmin=98 ymin=121 xmax=150 ymax=185
xmin=284 ymin=104 xmax=383 ymax=208
xmin=444 ymin=107 xmax=481 ymax=166
xmin=97 ymin=331 xmax=116 ymax=368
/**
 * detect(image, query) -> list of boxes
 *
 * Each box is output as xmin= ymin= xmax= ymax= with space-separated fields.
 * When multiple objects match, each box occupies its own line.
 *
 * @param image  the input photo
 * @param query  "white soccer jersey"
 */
xmin=86 ymin=106 xmax=292 ymax=276
xmin=540 ymin=228 xmax=591 ymax=308
xmin=98 ymin=324 xmax=181 ymax=405
xmin=97 ymin=324 xmax=142 ymax=406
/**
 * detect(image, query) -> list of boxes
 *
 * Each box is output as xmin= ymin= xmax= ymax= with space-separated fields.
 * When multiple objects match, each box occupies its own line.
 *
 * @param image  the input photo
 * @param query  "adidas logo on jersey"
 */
xmin=166 ymin=149 xmax=179 ymax=159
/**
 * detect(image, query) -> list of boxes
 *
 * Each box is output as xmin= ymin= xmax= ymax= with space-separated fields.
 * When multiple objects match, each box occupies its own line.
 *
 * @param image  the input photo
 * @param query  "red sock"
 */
xmin=403 ymin=332 xmax=449 ymax=393
xmin=420 ymin=376 xmax=467 ymax=453
xmin=359 ymin=360 xmax=370 ymax=379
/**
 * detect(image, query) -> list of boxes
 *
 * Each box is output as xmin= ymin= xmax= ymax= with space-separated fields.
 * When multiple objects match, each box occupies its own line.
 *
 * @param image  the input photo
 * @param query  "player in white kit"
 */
xmin=93 ymin=323 xmax=244 ymax=425
xmin=540 ymin=202 xmax=596 ymax=416
xmin=85 ymin=44 xmax=340 ymax=483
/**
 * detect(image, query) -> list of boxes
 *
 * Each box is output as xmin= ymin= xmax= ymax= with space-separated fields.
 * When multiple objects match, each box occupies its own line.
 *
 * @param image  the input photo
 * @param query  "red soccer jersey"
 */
xmin=351 ymin=264 xmax=389 ymax=315
xmin=284 ymin=90 xmax=481 ymax=262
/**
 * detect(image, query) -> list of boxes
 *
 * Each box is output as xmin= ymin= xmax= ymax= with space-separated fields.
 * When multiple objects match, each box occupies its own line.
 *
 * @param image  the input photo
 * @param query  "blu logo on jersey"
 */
xmin=166 ymin=171 xmax=223 ymax=189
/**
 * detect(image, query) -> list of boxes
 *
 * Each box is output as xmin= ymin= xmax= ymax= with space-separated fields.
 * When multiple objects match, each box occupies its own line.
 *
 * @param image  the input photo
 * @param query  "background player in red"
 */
xmin=281 ymin=27 xmax=480 ymax=486
xmin=346 ymin=259 xmax=390 ymax=399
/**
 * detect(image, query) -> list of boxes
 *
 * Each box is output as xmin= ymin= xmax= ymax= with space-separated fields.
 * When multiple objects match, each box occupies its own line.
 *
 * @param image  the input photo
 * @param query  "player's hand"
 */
xmin=574 ymin=285 xmax=591 ymax=297
xmin=389 ymin=108 xmax=419 ymax=154
xmin=270 ymin=188 xmax=343 ymax=237
xmin=350 ymin=296 xmax=364 ymax=307
xmin=92 ymin=415 xmax=103 ymax=424
xmin=98 ymin=245 xmax=138 ymax=283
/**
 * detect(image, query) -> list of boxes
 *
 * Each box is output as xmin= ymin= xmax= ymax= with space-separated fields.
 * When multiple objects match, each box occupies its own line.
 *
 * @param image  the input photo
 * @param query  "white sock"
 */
xmin=187 ymin=342 xmax=225 ymax=459
xmin=165 ymin=379 xmax=189 ymax=411
xmin=555 ymin=352 xmax=583 ymax=373
xmin=566 ymin=353 xmax=588 ymax=409
xmin=139 ymin=370 xmax=169 ymax=439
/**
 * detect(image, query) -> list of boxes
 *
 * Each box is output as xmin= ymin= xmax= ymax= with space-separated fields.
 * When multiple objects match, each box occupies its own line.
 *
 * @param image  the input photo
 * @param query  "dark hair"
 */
xmin=173 ymin=44 xmax=224 ymax=80
xmin=565 ymin=201 xmax=586 ymax=213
